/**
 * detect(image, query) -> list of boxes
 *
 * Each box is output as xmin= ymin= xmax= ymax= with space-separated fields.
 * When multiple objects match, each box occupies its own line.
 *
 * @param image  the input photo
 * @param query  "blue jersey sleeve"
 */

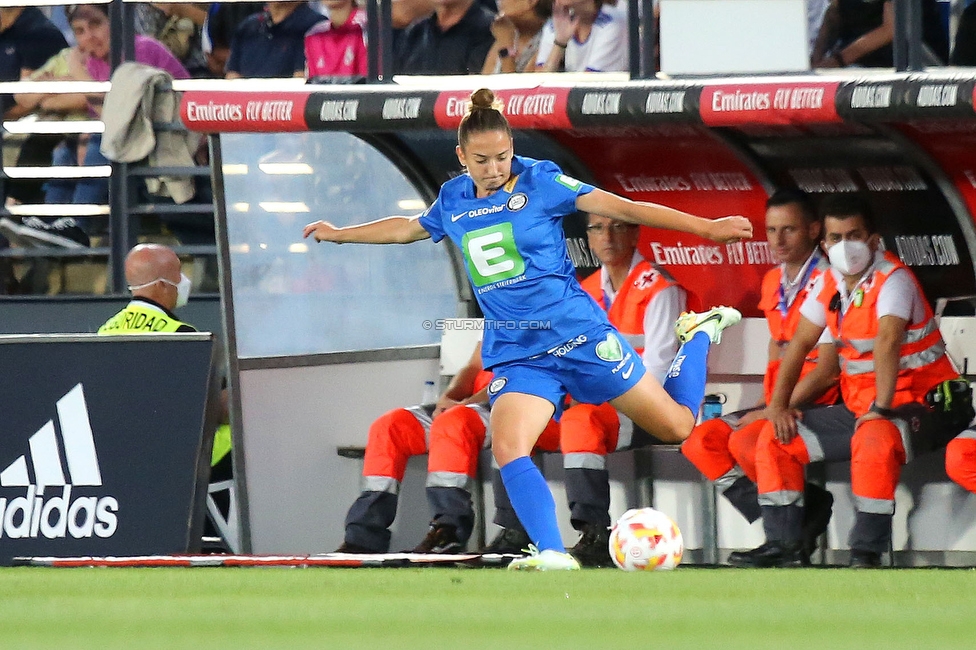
xmin=418 ymin=196 xmax=446 ymax=242
xmin=531 ymin=160 xmax=596 ymax=216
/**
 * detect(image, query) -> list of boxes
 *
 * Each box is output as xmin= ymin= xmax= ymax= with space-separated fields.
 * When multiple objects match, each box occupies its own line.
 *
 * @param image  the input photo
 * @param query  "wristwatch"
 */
xmin=869 ymin=402 xmax=898 ymax=419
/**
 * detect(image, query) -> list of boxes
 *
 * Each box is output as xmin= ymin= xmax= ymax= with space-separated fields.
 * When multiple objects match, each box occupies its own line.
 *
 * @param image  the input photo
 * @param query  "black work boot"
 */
xmin=801 ymin=483 xmax=834 ymax=558
xmin=410 ymin=523 xmax=464 ymax=554
xmin=568 ymin=523 xmax=613 ymax=568
xmin=333 ymin=541 xmax=375 ymax=554
xmin=849 ymin=549 xmax=883 ymax=568
xmin=727 ymin=541 xmax=809 ymax=568
xmin=480 ymin=527 xmax=531 ymax=554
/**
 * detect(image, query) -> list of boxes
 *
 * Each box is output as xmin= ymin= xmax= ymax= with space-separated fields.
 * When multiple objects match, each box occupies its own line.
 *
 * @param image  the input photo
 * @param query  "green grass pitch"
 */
xmin=1 ymin=566 xmax=974 ymax=649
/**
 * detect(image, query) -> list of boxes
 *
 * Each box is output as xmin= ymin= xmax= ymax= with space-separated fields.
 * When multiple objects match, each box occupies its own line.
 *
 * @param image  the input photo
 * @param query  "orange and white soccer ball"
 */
xmin=609 ymin=507 xmax=684 ymax=571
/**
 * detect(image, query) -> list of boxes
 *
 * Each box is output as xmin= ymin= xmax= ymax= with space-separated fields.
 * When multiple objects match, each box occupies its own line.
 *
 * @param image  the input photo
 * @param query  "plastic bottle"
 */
xmin=422 ymin=380 xmax=437 ymax=405
xmin=702 ymin=393 xmax=725 ymax=420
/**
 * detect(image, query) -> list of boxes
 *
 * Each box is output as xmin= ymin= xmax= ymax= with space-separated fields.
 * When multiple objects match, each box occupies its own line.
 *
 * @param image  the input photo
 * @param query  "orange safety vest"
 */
xmin=580 ymin=259 xmax=684 ymax=356
xmin=818 ymin=252 xmax=958 ymax=417
xmin=758 ymin=255 xmax=838 ymax=405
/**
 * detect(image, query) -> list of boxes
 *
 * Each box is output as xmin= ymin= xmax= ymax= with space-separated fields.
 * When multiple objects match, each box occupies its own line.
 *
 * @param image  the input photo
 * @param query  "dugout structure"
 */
xmin=187 ymin=72 xmax=976 ymax=565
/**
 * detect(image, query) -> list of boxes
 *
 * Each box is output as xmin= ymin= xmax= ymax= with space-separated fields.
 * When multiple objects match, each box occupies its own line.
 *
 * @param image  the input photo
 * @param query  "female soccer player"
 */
xmin=304 ymin=88 xmax=753 ymax=570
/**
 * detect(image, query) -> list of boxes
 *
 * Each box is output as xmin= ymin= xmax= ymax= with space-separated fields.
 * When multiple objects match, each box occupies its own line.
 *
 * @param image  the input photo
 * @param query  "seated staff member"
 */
xmin=682 ymin=189 xmax=839 ymax=559
xmin=731 ymin=195 xmax=972 ymax=568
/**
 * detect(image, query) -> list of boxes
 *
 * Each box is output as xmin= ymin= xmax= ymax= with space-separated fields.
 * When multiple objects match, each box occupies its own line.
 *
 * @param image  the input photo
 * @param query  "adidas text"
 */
xmin=0 ymin=485 xmax=118 ymax=539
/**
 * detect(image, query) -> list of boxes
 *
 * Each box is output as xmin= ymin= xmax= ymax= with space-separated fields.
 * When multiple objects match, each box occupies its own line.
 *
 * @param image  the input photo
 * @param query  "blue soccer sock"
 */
xmin=499 ymin=456 xmax=564 ymax=552
xmin=663 ymin=331 xmax=710 ymax=416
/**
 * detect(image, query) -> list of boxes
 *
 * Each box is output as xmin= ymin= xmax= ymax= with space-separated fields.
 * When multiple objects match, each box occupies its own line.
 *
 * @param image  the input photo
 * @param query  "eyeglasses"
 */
xmin=585 ymin=223 xmax=635 ymax=235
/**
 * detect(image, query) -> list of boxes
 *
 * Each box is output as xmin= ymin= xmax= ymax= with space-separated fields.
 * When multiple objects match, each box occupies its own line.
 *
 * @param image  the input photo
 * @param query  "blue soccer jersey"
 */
xmin=419 ymin=156 xmax=610 ymax=368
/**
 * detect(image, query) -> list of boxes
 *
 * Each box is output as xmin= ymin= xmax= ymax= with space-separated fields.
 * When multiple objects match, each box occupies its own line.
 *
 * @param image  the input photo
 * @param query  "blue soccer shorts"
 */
xmin=486 ymin=323 xmax=646 ymax=419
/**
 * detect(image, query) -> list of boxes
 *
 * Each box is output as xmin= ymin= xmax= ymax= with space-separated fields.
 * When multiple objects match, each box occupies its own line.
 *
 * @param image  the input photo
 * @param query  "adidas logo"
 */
xmin=0 ymin=384 xmax=118 ymax=540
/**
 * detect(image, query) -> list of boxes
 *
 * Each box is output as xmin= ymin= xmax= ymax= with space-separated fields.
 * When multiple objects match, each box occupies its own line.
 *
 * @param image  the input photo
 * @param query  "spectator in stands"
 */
xmin=811 ymin=0 xmax=948 ymax=68
xmin=202 ymin=2 xmax=265 ymax=77
xmin=481 ymin=0 xmax=552 ymax=73
xmin=487 ymin=214 xmax=693 ymax=565
xmin=534 ymin=0 xmax=628 ymax=72
xmin=394 ymin=0 xmax=495 ymax=74
xmin=98 ymin=243 xmax=235 ymax=552
xmin=0 ymin=5 xmax=68 ymax=121
xmin=304 ymin=0 xmax=368 ymax=80
xmin=950 ymin=1 xmax=976 ymax=66
xmin=11 ymin=46 xmax=89 ymax=206
xmin=225 ymin=2 xmax=325 ymax=78
xmin=681 ymin=190 xmax=839 ymax=563
xmin=729 ymin=195 xmax=972 ymax=568
xmin=135 ymin=3 xmax=210 ymax=78
xmin=57 ymin=4 xmax=189 ymax=211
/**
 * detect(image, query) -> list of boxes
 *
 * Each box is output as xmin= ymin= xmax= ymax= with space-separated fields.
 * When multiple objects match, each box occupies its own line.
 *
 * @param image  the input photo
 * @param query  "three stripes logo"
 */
xmin=0 ymin=383 xmax=118 ymax=540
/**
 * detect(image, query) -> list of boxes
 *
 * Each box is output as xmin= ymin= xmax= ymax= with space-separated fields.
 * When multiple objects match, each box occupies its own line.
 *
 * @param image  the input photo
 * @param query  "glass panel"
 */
xmin=220 ymin=132 xmax=457 ymax=358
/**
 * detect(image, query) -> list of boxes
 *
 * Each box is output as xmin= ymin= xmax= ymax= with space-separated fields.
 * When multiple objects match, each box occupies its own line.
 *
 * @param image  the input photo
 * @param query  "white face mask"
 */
xmin=172 ymin=273 xmax=192 ymax=308
xmin=128 ymin=272 xmax=192 ymax=308
xmin=827 ymin=239 xmax=872 ymax=276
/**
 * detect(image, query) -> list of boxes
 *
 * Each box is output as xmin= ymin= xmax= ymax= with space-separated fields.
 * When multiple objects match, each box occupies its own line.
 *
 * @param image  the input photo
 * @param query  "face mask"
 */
xmin=128 ymin=273 xmax=192 ymax=308
xmin=827 ymin=239 xmax=872 ymax=276
xmin=173 ymin=273 xmax=192 ymax=308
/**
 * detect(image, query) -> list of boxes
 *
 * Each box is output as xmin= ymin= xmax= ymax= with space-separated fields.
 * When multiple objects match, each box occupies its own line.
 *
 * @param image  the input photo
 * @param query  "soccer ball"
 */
xmin=608 ymin=507 xmax=684 ymax=571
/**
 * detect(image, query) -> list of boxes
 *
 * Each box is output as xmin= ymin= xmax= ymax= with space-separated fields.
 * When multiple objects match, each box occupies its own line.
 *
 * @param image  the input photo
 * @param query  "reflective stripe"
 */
xmin=845 ymin=320 xmax=939 ymax=354
xmin=854 ymin=495 xmax=894 ymax=515
xmin=426 ymin=471 xmax=471 ymax=491
xmin=563 ymin=452 xmax=606 ymax=470
xmin=843 ymin=340 xmax=947 ymax=375
xmin=615 ymin=412 xmax=634 ymax=451
xmin=362 ymin=476 xmax=399 ymax=494
xmin=797 ymin=422 xmax=824 ymax=463
xmin=619 ymin=331 xmax=644 ymax=350
xmin=758 ymin=490 xmax=803 ymax=507
xmin=404 ymin=404 xmax=434 ymax=428
xmin=956 ymin=428 xmax=976 ymax=441
xmin=892 ymin=416 xmax=914 ymax=464
xmin=714 ymin=466 xmax=745 ymax=491
xmin=465 ymin=402 xmax=492 ymax=449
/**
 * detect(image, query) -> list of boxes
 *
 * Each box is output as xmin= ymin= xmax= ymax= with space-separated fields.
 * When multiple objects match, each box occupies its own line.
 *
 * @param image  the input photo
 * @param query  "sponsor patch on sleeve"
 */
xmin=555 ymin=174 xmax=582 ymax=191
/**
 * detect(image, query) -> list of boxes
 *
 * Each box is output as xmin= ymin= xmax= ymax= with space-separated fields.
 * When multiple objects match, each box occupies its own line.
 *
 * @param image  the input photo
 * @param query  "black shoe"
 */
xmin=0 ymin=216 xmax=90 ymax=248
xmin=801 ymin=483 xmax=834 ymax=558
xmin=849 ymin=549 xmax=882 ymax=568
xmin=480 ymin=527 xmax=531 ymax=554
xmin=568 ymin=523 xmax=613 ymax=568
xmin=727 ymin=541 xmax=810 ymax=568
xmin=410 ymin=523 xmax=464 ymax=554
xmin=333 ymin=541 xmax=375 ymax=554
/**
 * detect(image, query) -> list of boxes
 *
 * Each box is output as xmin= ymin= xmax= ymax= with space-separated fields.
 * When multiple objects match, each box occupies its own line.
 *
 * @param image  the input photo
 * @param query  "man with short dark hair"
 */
xmin=394 ymin=0 xmax=495 ymax=74
xmin=682 ymin=189 xmax=839 ymax=563
xmin=730 ymin=195 xmax=972 ymax=568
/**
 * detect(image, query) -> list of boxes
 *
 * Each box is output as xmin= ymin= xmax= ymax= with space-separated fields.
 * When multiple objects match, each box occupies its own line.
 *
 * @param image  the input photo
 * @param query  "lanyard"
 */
xmin=778 ymin=251 xmax=820 ymax=317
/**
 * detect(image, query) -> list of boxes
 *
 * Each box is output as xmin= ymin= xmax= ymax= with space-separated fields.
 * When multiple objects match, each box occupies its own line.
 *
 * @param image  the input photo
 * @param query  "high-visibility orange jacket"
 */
xmin=818 ymin=252 xmax=957 ymax=417
xmin=758 ymin=255 xmax=838 ymax=406
xmin=580 ymin=259 xmax=682 ymax=357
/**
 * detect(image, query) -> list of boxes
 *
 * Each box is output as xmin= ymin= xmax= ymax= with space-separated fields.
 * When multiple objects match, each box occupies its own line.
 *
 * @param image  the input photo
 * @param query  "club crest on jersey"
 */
xmin=488 ymin=377 xmax=508 ymax=395
xmin=506 ymin=192 xmax=528 ymax=212
xmin=595 ymin=333 xmax=624 ymax=362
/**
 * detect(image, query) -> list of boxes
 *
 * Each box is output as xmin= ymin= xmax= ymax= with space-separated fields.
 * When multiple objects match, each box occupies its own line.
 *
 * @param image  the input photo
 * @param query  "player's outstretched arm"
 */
xmin=302 ymin=215 xmax=431 ymax=245
xmin=576 ymin=189 xmax=753 ymax=243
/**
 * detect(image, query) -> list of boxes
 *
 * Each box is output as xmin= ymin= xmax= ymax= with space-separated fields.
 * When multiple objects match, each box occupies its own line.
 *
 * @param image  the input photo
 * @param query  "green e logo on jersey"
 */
xmin=462 ymin=223 xmax=526 ymax=286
